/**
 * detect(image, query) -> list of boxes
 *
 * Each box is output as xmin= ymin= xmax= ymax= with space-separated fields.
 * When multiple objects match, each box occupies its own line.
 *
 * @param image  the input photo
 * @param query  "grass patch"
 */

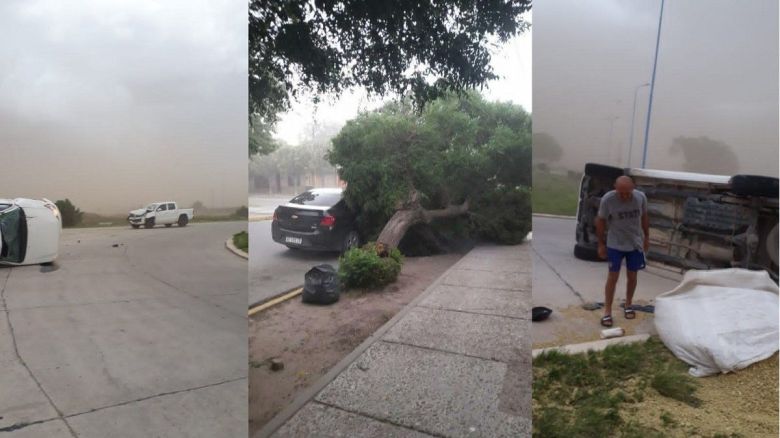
xmin=533 ymin=337 xmax=701 ymax=437
xmin=233 ymin=231 xmax=249 ymax=252
xmin=532 ymin=169 xmax=582 ymax=216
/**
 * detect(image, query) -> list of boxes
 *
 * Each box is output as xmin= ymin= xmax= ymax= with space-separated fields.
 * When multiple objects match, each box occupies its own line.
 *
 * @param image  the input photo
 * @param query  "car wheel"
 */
xmin=144 ymin=218 xmax=155 ymax=229
xmin=767 ymin=223 xmax=779 ymax=266
xmin=178 ymin=215 xmax=189 ymax=227
xmin=131 ymin=224 xmax=140 ymax=229
xmin=573 ymin=243 xmax=603 ymax=262
xmin=729 ymin=175 xmax=779 ymax=198
xmin=342 ymin=231 xmax=360 ymax=253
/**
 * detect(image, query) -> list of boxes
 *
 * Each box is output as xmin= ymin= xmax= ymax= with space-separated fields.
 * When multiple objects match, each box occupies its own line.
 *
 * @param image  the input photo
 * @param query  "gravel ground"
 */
xmin=627 ymin=353 xmax=779 ymax=437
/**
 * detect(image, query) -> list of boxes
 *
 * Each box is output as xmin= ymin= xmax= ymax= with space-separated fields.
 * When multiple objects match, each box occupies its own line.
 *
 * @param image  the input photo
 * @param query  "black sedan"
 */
xmin=271 ymin=188 xmax=360 ymax=253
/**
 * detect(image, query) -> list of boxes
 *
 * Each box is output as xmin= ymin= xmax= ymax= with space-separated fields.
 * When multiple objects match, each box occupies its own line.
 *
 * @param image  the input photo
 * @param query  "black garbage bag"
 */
xmin=532 ymin=306 xmax=553 ymax=322
xmin=302 ymin=264 xmax=340 ymax=305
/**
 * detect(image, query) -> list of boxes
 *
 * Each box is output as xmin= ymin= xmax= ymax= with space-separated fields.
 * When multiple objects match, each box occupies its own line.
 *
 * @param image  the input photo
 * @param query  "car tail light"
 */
xmin=272 ymin=210 xmax=278 ymax=221
xmin=320 ymin=214 xmax=336 ymax=227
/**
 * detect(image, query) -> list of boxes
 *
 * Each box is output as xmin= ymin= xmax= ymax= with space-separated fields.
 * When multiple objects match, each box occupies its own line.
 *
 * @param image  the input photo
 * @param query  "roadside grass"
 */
xmin=533 ymin=337 xmax=705 ymax=437
xmin=66 ymin=213 xmax=246 ymax=228
xmin=191 ymin=214 xmax=246 ymax=223
xmin=532 ymin=169 xmax=581 ymax=216
xmin=233 ymin=231 xmax=249 ymax=252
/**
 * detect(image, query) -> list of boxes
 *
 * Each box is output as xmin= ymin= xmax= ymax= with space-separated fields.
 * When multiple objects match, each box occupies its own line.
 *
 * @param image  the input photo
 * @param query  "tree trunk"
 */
xmin=377 ymin=200 xmax=469 ymax=249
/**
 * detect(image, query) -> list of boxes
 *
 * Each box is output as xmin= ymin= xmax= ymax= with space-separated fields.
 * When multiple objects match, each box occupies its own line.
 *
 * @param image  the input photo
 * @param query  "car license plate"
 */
xmin=285 ymin=236 xmax=303 ymax=245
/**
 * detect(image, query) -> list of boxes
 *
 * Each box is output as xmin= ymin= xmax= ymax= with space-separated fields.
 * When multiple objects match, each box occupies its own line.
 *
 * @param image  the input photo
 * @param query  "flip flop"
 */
xmin=600 ymin=315 xmax=613 ymax=327
xmin=620 ymin=303 xmax=656 ymax=313
xmin=624 ymin=308 xmax=636 ymax=319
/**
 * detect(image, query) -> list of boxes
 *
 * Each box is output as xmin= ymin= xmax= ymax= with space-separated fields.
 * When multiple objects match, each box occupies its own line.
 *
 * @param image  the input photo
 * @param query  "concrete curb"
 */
xmin=248 ymin=285 xmax=303 ymax=312
xmin=255 ymin=247 xmax=488 ymax=438
xmin=532 ymin=334 xmax=651 ymax=358
xmin=225 ymin=237 xmax=248 ymax=260
xmin=249 ymin=215 xmax=273 ymax=222
xmin=532 ymin=213 xmax=576 ymax=220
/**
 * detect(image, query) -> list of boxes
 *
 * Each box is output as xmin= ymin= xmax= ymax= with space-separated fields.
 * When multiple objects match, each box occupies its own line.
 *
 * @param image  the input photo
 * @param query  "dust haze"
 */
xmin=534 ymin=0 xmax=778 ymax=177
xmin=0 ymin=0 xmax=247 ymax=214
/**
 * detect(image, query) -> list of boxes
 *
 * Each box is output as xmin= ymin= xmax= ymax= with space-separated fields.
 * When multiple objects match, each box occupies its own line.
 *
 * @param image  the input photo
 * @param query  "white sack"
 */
xmin=654 ymin=268 xmax=779 ymax=377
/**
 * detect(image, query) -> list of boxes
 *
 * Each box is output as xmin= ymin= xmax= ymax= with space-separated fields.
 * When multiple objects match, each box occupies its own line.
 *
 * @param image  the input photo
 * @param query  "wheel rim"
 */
xmin=346 ymin=233 xmax=358 ymax=250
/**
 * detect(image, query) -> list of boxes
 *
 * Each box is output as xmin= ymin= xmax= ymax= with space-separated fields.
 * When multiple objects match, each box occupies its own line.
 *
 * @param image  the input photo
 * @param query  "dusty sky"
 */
xmin=534 ymin=0 xmax=778 ymax=177
xmin=0 ymin=0 xmax=247 ymax=214
xmin=273 ymin=13 xmax=533 ymax=146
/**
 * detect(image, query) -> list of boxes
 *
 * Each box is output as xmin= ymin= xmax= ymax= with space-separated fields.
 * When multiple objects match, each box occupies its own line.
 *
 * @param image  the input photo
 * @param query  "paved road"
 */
xmin=249 ymin=220 xmax=339 ymax=306
xmin=531 ymin=216 xmax=682 ymax=345
xmin=1 ymin=221 xmax=247 ymax=437
xmin=249 ymin=194 xmax=291 ymax=218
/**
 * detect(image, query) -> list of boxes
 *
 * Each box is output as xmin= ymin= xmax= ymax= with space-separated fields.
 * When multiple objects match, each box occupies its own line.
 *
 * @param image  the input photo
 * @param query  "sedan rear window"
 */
xmin=289 ymin=191 xmax=342 ymax=207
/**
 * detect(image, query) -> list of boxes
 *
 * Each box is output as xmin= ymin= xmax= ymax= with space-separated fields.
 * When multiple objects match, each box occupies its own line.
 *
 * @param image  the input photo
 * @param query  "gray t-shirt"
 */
xmin=597 ymin=189 xmax=647 ymax=252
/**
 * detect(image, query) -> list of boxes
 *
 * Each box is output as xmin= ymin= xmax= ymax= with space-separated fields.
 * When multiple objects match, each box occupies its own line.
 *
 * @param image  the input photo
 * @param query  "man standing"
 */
xmin=596 ymin=175 xmax=649 ymax=327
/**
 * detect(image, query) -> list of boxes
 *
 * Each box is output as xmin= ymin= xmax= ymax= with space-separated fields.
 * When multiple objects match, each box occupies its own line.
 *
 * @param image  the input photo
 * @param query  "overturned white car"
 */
xmin=0 ymin=198 xmax=62 ymax=266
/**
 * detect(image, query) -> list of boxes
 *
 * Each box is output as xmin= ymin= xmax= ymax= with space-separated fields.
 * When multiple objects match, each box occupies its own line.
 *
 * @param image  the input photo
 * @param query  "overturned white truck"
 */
xmin=573 ymin=163 xmax=779 ymax=281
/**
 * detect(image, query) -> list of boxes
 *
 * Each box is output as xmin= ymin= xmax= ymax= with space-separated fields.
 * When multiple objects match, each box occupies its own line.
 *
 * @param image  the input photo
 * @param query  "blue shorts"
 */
xmin=607 ymin=248 xmax=646 ymax=272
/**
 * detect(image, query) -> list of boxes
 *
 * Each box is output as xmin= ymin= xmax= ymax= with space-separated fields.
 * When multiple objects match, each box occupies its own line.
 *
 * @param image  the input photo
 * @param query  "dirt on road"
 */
xmin=248 ymin=252 xmax=464 ymax=435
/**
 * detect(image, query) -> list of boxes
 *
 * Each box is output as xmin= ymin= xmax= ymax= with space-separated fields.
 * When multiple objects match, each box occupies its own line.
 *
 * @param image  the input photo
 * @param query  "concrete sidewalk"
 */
xmin=258 ymin=244 xmax=532 ymax=438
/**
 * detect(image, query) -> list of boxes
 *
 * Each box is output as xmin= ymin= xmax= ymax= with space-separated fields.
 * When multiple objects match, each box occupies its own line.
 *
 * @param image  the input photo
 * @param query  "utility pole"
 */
xmin=628 ymin=82 xmax=650 ymax=167
xmin=641 ymin=0 xmax=665 ymax=168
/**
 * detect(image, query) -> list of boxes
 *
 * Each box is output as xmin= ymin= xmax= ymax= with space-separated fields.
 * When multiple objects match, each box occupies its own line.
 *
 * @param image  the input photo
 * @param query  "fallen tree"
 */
xmin=328 ymin=93 xmax=531 ymax=251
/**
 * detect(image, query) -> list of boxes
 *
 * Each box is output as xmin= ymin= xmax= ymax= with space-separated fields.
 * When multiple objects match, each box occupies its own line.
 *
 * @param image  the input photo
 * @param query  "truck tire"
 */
xmin=178 ymin=215 xmax=189 ymax=227
xmin=729 ymin=175 xmax=779 ymax=198
xmin=584 ymin=162 xmax=625 ymax=180
xmin=144 ymin=218 xmax=155 ymax=229
xmin=131 ymin=224 xmax=140 ymax=229
xmin=574 ymin=243 xmax=604 ymax=262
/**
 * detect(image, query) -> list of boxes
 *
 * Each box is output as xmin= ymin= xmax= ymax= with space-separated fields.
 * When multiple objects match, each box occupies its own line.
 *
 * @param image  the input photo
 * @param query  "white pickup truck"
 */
xmin=127 ymin=202 xmax=193 ymax=229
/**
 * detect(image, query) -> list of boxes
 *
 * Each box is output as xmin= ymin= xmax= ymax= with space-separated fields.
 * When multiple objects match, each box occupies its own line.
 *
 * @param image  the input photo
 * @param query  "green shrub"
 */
xmin=233 ymin=231 xmax=248 ymax=252
xmin=471 ymin=186 xmax=531 ymax=244
xmin=234 ymin=205 xmax=249 ymax=218
xmin=339 ymin=243 xmax=404 ymax=289
xmin=54 ymin=199 xmax=83 ymax=227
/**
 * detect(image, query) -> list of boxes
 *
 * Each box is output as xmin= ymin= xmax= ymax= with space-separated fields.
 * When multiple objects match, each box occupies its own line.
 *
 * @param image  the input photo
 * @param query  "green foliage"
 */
xmin=233 ymin=231 xmax=248 ymax=252
xmin=234 ymin=206 xmax=249 ymax=218
xmin=329 ymin=93 xmax=532 ymax=244
xmin=250 ymin=122 xmax=340 ymax=185
xmin=471 ymin=186 xmax=531 ymax=245
xmin=533 ymin=337 xmax=700 ymax=437
xmin=338 ymin=243 xmax=404 ymax=290
xmin=669 ymin=136 xmax=739 ymax=175
xmin=249 ymin=116 xmax=280 ymax=156
xmin=55 ymin=199 xmax=83 ymax=227
xmin=533 ymin=131 xmax=563 ymax=164
xmin=249 ymin=0 xmax=531 ymax=128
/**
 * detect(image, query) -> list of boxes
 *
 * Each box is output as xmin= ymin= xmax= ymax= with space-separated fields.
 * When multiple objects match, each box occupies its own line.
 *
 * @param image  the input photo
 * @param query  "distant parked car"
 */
xmin=127 ymin=202 xmax=193 ymax=229
xmin=271 ymin=188 xmax=360 ymax=252
xmin=573 ymin=163 xmax=779 ymax=280
xmin=0 ymin=198 xmax=61 ymax=266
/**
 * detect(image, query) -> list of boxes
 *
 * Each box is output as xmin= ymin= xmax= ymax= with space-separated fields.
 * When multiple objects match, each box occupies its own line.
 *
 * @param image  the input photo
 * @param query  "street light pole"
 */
xmin=628 ymin=82 xmax=650 ymax=167
xmin=641 ymin=0 xmax=665 ymax=169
